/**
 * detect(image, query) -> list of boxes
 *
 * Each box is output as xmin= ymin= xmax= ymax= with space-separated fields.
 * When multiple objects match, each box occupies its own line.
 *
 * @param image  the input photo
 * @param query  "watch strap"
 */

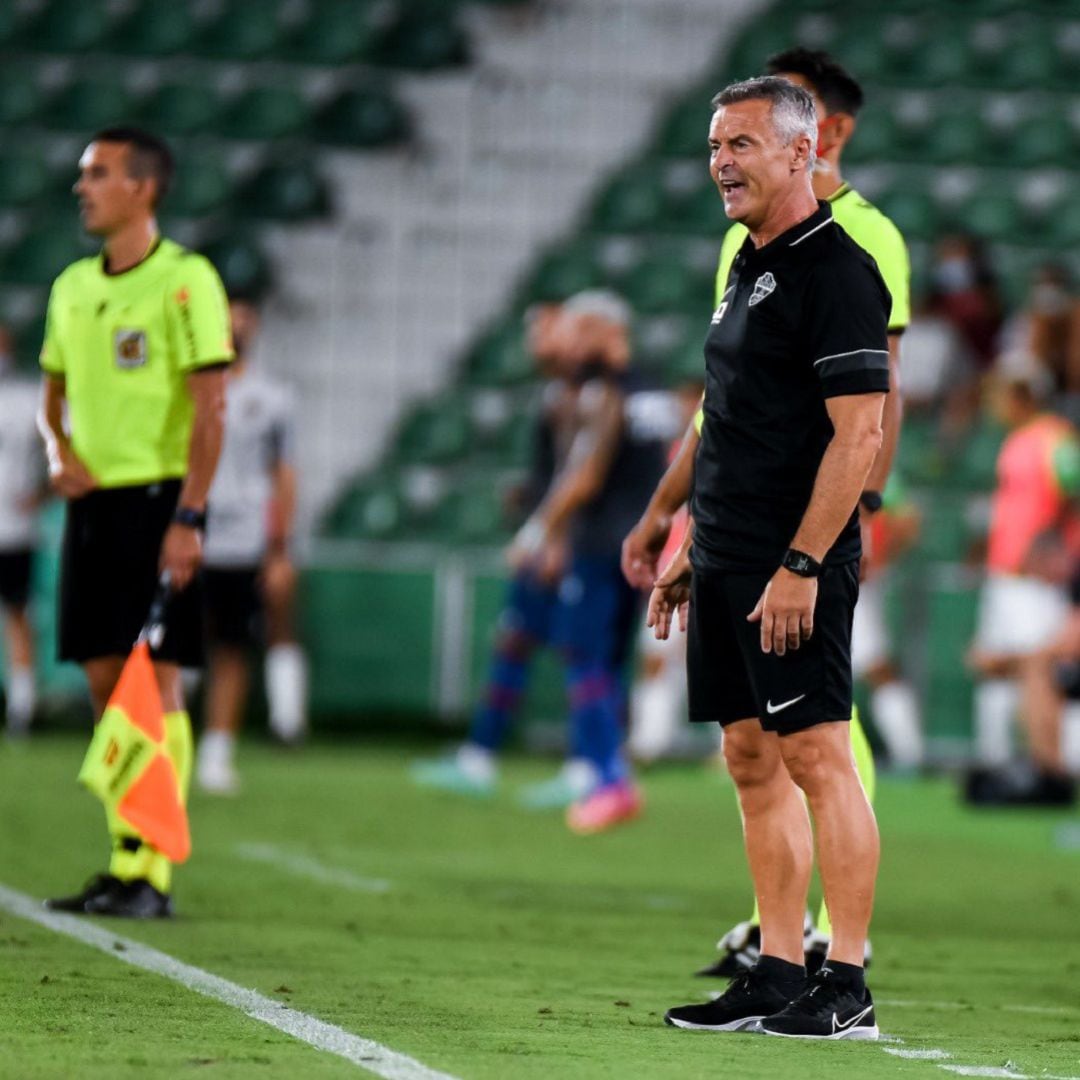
xmin=782 ymin=548 xmax=821 ymax=578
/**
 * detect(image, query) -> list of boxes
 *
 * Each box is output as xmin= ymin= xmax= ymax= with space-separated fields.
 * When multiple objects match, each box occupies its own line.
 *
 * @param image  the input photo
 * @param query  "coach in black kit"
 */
xmin=654 ymin=77 xmax=889 ymax=1040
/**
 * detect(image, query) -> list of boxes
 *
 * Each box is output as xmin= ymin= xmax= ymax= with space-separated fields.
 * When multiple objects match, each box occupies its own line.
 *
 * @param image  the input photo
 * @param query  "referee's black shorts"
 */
xmin=687 ymin=561 xmax=859 ymax=736
xmin=58 ymin=479 xmax=204 ymax=667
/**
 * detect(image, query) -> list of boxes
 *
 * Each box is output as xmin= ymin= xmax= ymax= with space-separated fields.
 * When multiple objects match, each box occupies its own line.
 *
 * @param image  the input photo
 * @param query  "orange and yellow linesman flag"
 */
xmin=78 ymin=641 xmax=190 ymax=863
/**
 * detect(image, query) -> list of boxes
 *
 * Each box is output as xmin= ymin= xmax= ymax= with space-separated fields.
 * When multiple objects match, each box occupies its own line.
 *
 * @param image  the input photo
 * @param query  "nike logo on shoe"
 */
xmin=831 ymin=1004 xmax=873 ymax=1034
xmin=765 ymin=694 xmax=806 ymax=715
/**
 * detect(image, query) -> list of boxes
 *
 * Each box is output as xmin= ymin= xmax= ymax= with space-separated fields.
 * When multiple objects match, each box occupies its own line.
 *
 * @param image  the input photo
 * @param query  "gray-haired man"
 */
xmin=653 ymin=77 xmax=888 ymax=1039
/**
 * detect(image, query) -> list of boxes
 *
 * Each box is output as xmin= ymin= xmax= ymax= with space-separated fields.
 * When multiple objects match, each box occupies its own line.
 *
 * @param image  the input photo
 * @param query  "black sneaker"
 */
xmin=666 ymin=967 xmax=796 ymax=1032
xmin=760 ymin=968 xmax=878 ymax=1040
xmin=45 ymin=875 xmax=173 ymax=919
xmin=695 ymin=920 xmax=761 ymax=978
xmin=44 ymin=874 xmax=122 ymax=913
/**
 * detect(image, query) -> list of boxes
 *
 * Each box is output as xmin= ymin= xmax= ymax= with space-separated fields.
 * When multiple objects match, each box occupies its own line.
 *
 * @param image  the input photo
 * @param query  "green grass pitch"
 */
xmin=1 ymin=735 xmax=1079 ymax=1079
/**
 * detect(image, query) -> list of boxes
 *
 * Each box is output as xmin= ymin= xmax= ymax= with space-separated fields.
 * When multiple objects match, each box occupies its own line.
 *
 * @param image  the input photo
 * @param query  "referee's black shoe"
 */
xmin=665 ymin=966 xmax=798 ymax=1032
xmin=45 ymin=875 xmax=173 ymax=918
xmin=760 ymin=968 xmax=878 ymax=1040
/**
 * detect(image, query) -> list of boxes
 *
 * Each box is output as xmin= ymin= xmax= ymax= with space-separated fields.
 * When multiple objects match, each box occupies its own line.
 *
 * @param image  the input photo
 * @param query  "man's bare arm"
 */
xmin=862 ymin=333 xmax=901 ymax=494
xmin=37 ymin=375 xmax=96 ymax=498
xmin=621 ymin=417 xmax=699 ymax=588
xmin=160 ymin=367 xmax=227 ymax=589
xmin=790 ymin=392 xmax=886 ymax=561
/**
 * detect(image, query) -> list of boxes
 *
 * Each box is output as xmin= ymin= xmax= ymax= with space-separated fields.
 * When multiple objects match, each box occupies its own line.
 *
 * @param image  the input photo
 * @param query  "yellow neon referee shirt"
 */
xmin=694 ymin=184 xmax=910 ymax=434
xmin=40 ymin=238 xmax=233 ymax=488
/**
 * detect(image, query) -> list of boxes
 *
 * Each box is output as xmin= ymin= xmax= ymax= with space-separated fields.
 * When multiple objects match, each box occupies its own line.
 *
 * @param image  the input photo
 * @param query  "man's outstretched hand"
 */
xmin=646 ymin=547 xmax=692 ymax=641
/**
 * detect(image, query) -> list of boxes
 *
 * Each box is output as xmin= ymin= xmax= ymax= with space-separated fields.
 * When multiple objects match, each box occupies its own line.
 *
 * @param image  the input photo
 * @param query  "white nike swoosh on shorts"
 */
xmin=765 ymin=694 xmax=806 ymax=715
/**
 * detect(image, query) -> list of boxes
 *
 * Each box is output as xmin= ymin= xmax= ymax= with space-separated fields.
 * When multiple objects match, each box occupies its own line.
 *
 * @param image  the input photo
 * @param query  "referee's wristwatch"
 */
xmin=173 ymin=506 xmax=207 ymax=531
xmin=859 ymin=489 xmax=884 ymax=515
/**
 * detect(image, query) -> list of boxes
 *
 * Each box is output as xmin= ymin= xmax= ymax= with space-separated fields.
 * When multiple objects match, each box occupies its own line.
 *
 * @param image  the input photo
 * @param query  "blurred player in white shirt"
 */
xmin=196 ymin=298 xmax=304 ymax=794
xmin=0 ymin=326 xmax=44 ymax=735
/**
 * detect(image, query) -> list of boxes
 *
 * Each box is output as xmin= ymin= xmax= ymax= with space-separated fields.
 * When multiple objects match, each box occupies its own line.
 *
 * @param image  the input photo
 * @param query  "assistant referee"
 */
xmin=38 ymin=128 xmax=231 ymax=918
xmin=653 ymin=77 xmax=888 ymax=1039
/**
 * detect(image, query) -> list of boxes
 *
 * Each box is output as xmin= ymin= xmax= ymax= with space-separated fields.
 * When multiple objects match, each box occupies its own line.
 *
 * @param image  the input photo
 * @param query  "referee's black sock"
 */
xmin=755 ymin=954 xmax=805 ymax=990
xmin=821 ymin=959 xmax=865 ymax=993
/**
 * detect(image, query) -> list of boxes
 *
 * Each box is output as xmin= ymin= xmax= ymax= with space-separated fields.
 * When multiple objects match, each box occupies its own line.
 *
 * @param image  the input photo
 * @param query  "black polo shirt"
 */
xmin=691 ymin=201 xmax=890 ymax=574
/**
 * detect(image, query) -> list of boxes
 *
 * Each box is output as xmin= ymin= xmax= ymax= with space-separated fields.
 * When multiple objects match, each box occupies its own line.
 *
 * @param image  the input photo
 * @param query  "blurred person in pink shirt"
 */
xmin=968 ymin=376 xmax=1080 ymax=765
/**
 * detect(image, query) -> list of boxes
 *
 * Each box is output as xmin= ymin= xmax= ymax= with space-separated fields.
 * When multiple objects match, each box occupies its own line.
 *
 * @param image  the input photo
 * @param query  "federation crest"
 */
xmin=748 ymin=272 xmax=777 ymax=307
xmin=114 ymin=328 xmax=148 ymax=369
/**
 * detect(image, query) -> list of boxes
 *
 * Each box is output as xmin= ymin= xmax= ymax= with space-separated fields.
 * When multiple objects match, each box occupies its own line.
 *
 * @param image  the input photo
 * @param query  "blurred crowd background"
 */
xmin=3 ymin=0 xmax=1080 ymax=800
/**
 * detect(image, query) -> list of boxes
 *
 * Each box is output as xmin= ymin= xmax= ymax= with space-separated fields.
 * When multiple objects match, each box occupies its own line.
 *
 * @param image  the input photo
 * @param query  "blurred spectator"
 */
xmin=0 ymin=324 xmax=44 ymax=736
xmin=967 ymin=376 xmax=1080 ymax=766
xmin=196 ymin=297 xmax=303 ymax=795
xmin=627 ymin=375 xmax=704 ymax=765
xmin=929 ymin=233 xmax=1004 ymax=372
xmin=853 ymin=476 xmax=923 ymax=772
xmin=901 ymin=291 xmax=974 ymax=415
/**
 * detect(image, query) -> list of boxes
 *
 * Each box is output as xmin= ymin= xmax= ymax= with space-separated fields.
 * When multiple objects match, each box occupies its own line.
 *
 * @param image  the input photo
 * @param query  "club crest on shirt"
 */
xmin=748 ymin=272 xmax=777 ymax=307
xmin=113 ymin=328 xmax=148 ymax=369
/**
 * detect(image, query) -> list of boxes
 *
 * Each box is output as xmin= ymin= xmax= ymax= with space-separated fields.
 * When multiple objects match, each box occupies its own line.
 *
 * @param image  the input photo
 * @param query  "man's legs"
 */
xmin=4 ymin=604 xmax=36 ymax=734
xmin=723 ymin=719 xmax=813 ymax=964
xmin=263 ymin=556 xmax=307 ymax=743
xmin=778 ymin=720 xmax=879 ymax=966
xmin=197 ymin=645 xmax=250 ymax=794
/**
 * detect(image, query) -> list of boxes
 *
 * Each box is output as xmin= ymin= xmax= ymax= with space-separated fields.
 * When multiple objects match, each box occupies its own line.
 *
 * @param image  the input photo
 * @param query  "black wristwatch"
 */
xmin=173 ymin=506 xmax=207 ymax=531
xmin=859 ymin=489 xmax=884 ymax=515
xmin=782 ymin=548 xmax=822 ymax=578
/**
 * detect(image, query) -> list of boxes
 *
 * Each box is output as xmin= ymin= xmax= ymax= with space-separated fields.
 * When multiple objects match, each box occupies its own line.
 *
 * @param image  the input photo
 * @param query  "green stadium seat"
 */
xmin=313 ymin=88 xmax=412 ymax=147
xmin=0 ymin=64 xmax=45 ymax=126
xmin=165 ymin=157 xmax=234 ymax=218
xmin=0 ymin=220 xmax=93 ymax=287
xmin=113 ymin=0 xmax=199 ymax=56
xmin=374 ymin=8 xmax=468 ymax=70
xmin=954 ymin=192 xmax=1021 ymax=242
xmin=437 ymin=482 xmax=512 ymax=546
xmin=653 ymin=99 xmax=712 ymax=158
xmin=200 ymin=235 xmax=272 ymax=299
xmin=21 ymin=0 xmax=114 ymax=52
xmin=663 ymin=182 xmax=732 ymax=235
xmin=462 ymin=321 xmax=533 ymax=386
xmin=324 ymin=482 xmax=404 ymax=540
xmin=234 ymin=161 xmax=330 ymax=222
xmin=395 ymin=401 xmax=470 ymax=466
xmin=723 ymin=19 xmax=796 ymax=83
xmin=920 ymin=108 xmax=991 ymax=166
xmin=215 ymin=87 xmax=310 ymax=142
xmin=874 ymin=187 xmax=938 ymax=240
xmin=591 ymin=166 xmax=667 ymax=233
xmin=13 ymin=313 xmax=47 ymax=372
xmin=525 ymin=243 xmax=601 ymax=302
xmin=886 ymin=24 xmax=974 ymax=87
xmin=43 ymin=77 xmax=140 ymax=133
xmin=621 ymin=254 xmax=712 ymax=315
xmin=287 ymin=0 xmax=388 ymax=64
xmin=0 ymin=153 xmax=53 ymax=209
xmin=969 ymin=21 xmax=1056 ymax=90
xmin=952 ymin=420 xmax=1005 ymax=491
xmin=1010 ymin=111 xmax=1078 ymax=167
xmin=140 ymin=83 xmax=222 ymax=138
xmin=194 ymin=0 xmax=284 ymax=60
xmin=843 ymin=108 xmax=899 ymax=166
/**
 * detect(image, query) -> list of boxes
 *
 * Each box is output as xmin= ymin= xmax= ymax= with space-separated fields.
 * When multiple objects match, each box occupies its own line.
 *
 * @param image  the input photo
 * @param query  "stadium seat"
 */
xmin=1010 ymin=111 xmax=1078 ymax=168
xmin=653 ymin=98 xmax=712 ymax=158
xmin=621 ymin=253 xmax=712 ymax=315
xmin=842 ymin=108 xmax=899 ymax=166
xmin=42 ymin=77 xmax=140 ymax=133
xmin=165 ymin=157 xmax=234 ymax=219
xmin=0 ymin=220 xmax=92 ymax=287
xmin=20 ymin=0 xmax=115 ymax=52
xmin=194 ymin=0 xmax=284 ymax=60
xmin=200 ymin=235 xmax=272 ymax=299
xmin=525 ymin=243 xmax=602 ymax=302
xmin=312 ymin=87 xmax=412 ymax=147
xmin=323 ymin=482 xmax=404 ymax=540
xmin=215 ymin=87 xmax=311 ymax=142
xmin=395 ymin=401 xmax=471 ymax=466
xmin=374 ymin=6 xmax=469 ymax=70
xmin=112 ymin=0 xmax=200 ymax=55
xmin=885 ymin=24 xmax=974 ymax=87
xmin=663 ymin=182 xmax=733 ymax=235
xmin=139 ymin=83 xmax=222 ymax=138
xmin=874 ymin=186 xmax=938 ymax=240
xmin=462 ymin=321 xmax=533 ymax=386
xmin=0 ymin=64 xmax=45 ymax=126
xmin=234 ymin=161 xmax=330 ymax=222
xmin=968 ymin=20 xmax=1056 ymax=90
xmin=437 ymin=481 xmax=512 ymax=545
xmin=287 ymin=0 xmax=388 ymax=64
xmin=591 ymin=167 xmax=667 ymax=233
xmin=0 ymin=153 xmax=53 ymax=209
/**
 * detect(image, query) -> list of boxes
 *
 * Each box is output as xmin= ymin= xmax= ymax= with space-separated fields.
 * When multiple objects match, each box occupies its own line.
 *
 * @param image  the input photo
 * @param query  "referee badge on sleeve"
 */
xmin=114 ymin=329 xmax=148 ymax=369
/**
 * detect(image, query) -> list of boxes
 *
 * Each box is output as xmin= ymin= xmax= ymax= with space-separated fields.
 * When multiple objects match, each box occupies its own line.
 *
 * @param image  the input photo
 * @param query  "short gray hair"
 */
xmin=711 ymin=76 xmax=817 ymax=168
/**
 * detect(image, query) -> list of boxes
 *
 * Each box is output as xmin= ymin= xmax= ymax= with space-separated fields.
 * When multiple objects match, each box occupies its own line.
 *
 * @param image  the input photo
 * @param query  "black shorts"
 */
xmin=0 ymin=548 xmax=33 ymax=609
xmin=58 ymin=480 xmax=205 ymax=666
xmin=687 ymin=561 xmax=859 ymax=735
xmin=203 ymin=566 xmax=265 ymax=650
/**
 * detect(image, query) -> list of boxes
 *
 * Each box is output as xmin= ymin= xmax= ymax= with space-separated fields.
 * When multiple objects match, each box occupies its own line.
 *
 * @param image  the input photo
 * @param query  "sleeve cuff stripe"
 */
xmin=813 ymin=348 xmax=889 ymax=367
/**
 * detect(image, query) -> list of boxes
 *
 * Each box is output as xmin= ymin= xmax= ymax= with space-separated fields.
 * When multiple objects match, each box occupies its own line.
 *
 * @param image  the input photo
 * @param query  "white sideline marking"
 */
xmin=938 ymin=1067 xmax=1080 ymax=1080
xmin=884 ymin=1048 xmax=952 ymax=1060
xmin=235 ymin=843 xmax=392 ymax=894
xmin=0 ymin=883 xmax=455 ymax=1080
